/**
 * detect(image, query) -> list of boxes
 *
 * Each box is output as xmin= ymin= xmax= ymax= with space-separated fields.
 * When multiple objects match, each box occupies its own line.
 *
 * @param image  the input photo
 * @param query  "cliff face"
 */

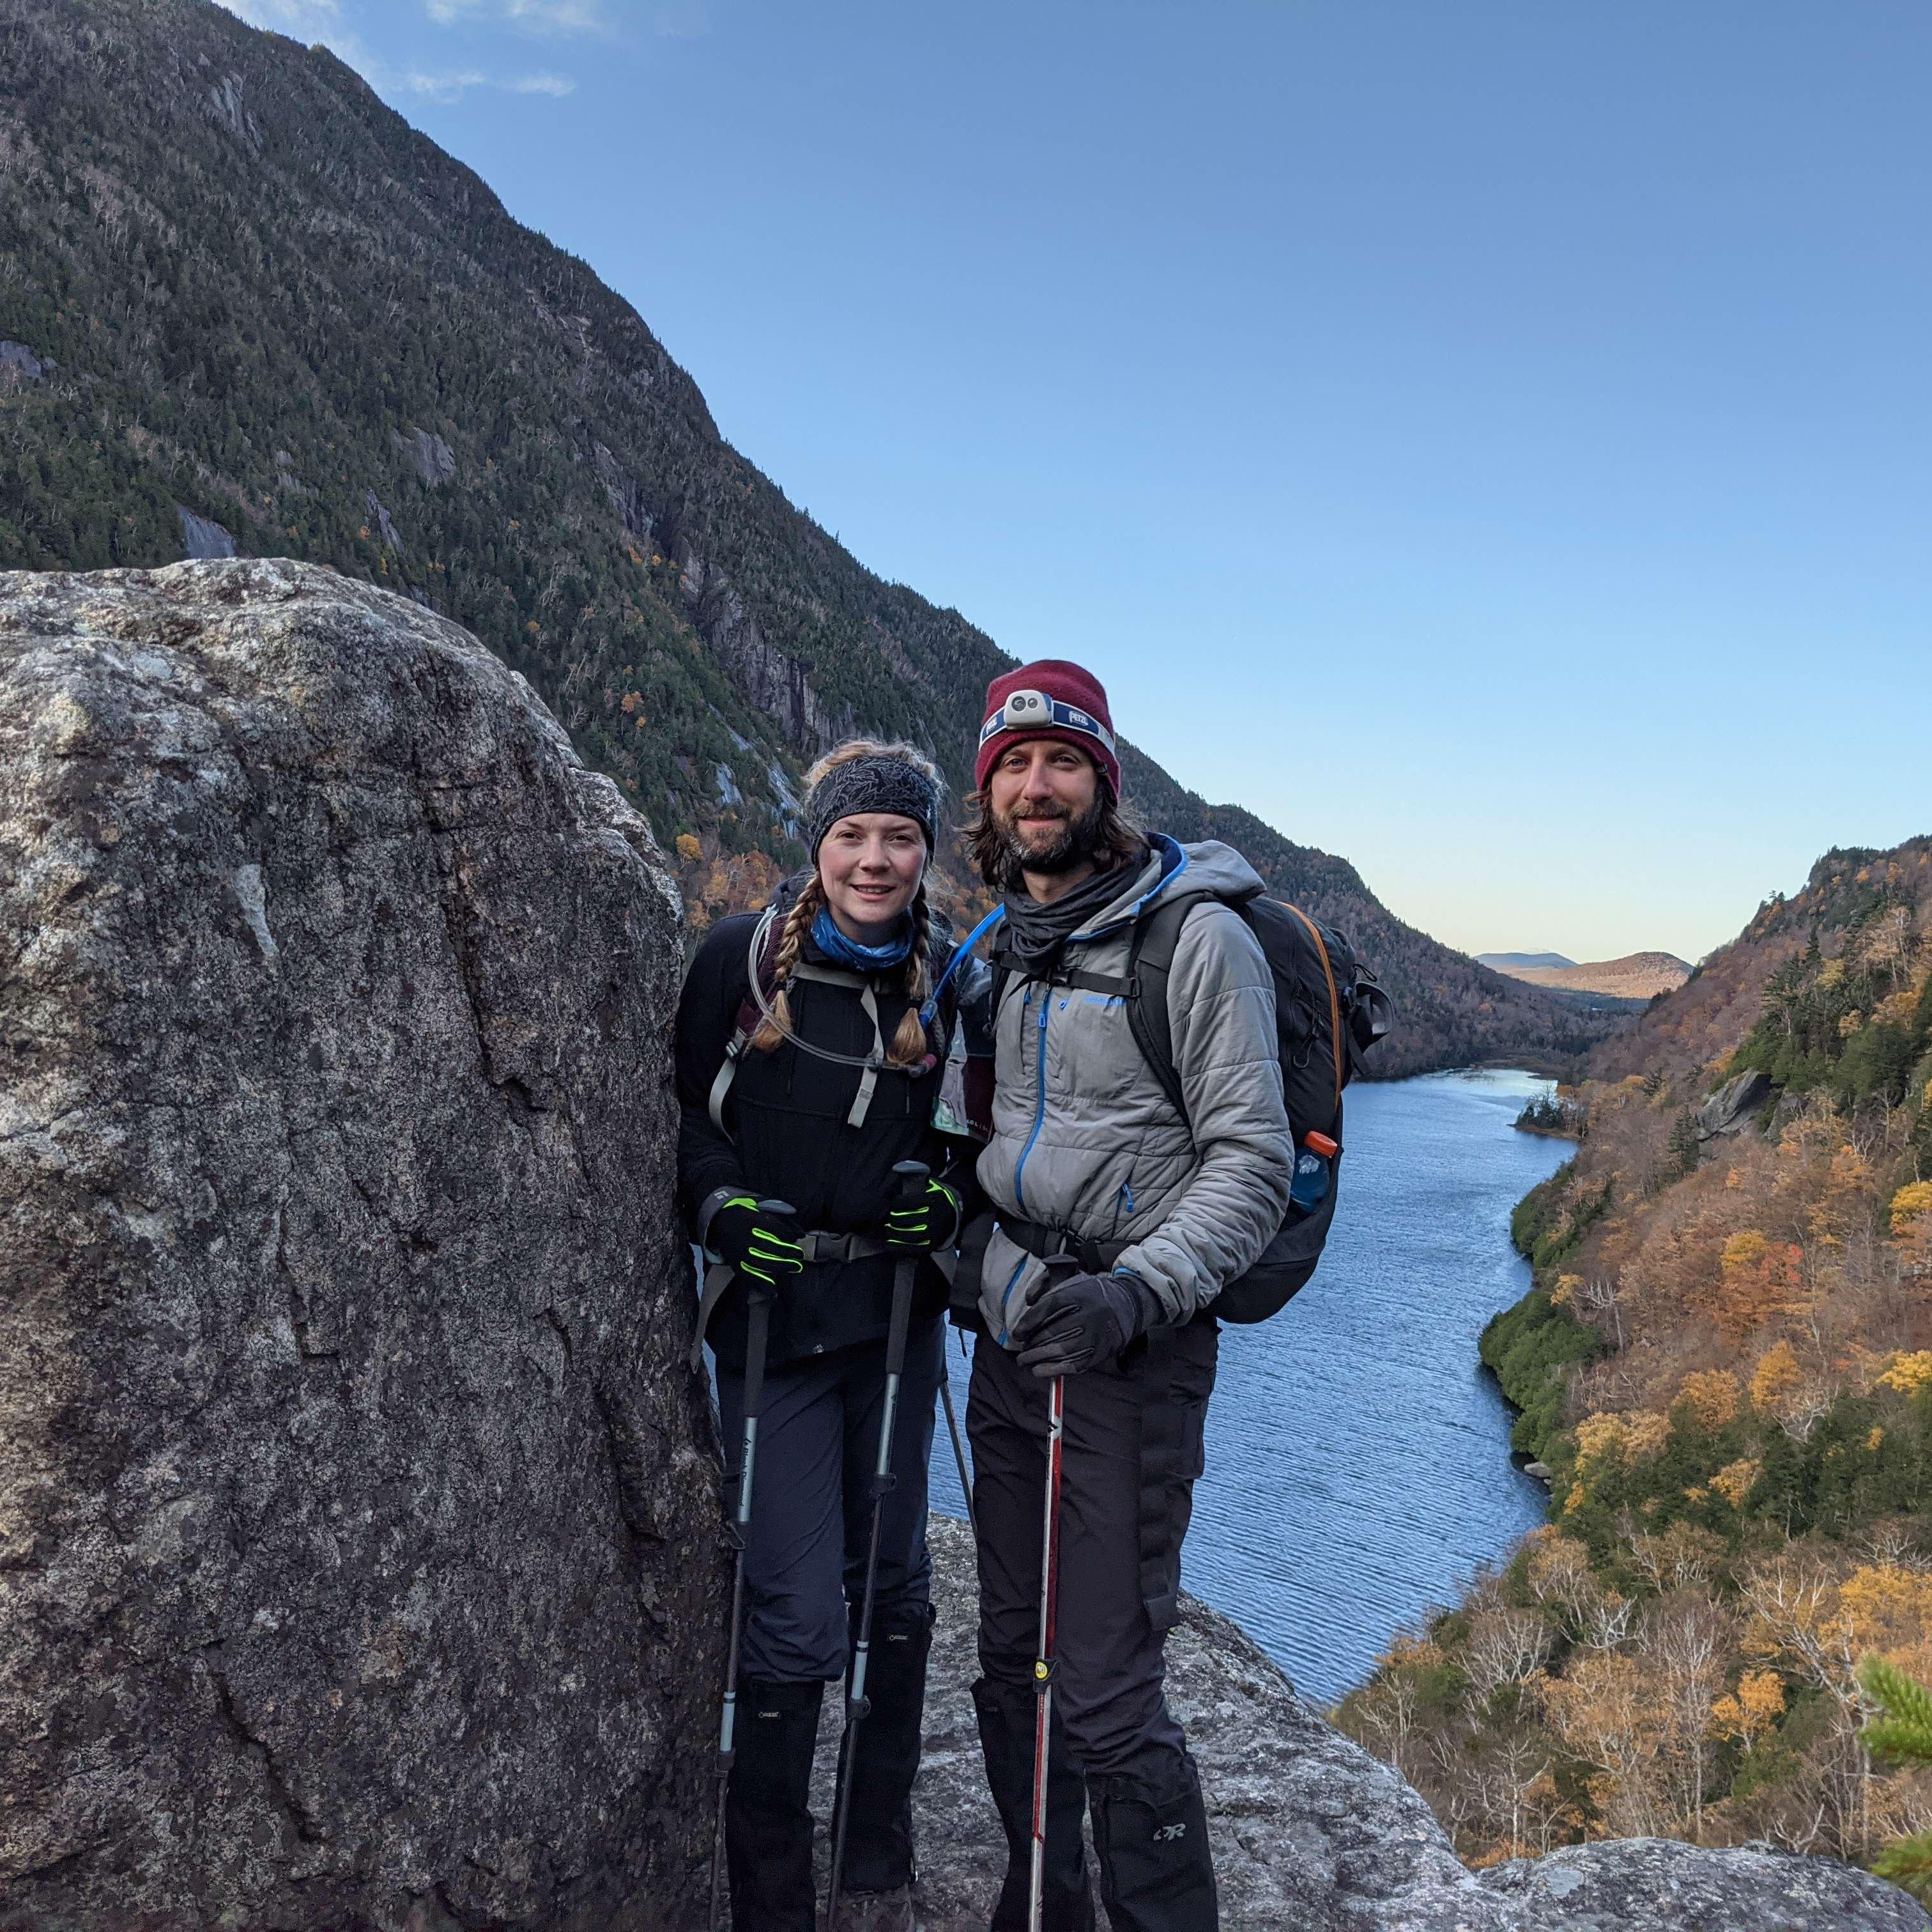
xmin=0 ymin=561 xmax=720 ymax=1929
xmin=0 ymin=0 xmax=1625 ymax=1078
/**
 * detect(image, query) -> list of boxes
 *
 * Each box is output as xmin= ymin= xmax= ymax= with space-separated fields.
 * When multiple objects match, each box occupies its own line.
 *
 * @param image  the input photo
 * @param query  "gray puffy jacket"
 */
xmin=974 ymin=836 xmax=1295 ymax=1343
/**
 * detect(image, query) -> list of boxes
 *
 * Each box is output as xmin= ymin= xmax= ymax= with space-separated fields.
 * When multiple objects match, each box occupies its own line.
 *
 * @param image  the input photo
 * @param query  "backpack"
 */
xmin=991 ymin=887 xmax=1393 ymax=1322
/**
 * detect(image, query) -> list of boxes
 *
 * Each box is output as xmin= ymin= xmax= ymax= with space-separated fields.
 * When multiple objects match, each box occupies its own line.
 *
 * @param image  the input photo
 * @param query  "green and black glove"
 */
xmin=708 ymin=1197 xmax=806 ymax=1285
xmin=886 ymin=1176 xmax=962 ymax=1254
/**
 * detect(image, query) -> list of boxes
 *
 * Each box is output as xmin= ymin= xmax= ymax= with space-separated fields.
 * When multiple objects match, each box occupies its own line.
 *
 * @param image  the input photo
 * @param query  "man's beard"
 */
xmin=994 ymin=793 xmax=1108 ymax=878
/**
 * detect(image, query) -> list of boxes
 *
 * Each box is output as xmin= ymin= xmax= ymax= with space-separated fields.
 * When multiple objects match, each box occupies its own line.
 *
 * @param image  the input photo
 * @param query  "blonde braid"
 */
xmin=749 ymin=875 xmax=823 ymax=1054
xmin=888 ymin=881 xmax=934 ymax=1067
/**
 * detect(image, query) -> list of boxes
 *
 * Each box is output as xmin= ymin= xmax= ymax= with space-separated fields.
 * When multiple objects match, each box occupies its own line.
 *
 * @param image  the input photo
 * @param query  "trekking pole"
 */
xmin=707 ymin=1197 xmax=796 ymax=1932
xmin=939 ymin=1338 xmax=976 ymax=1533
xmin=825 ymin=1158 xmax=929 ymax=1932
xmin=1028 ymin=1253 xmax=1082 ymax=1932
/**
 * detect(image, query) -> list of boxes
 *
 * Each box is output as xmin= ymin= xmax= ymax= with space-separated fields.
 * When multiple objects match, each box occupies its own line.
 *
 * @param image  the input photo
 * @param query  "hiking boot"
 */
xmin=726 ymin=1677 xmax=824 ymax=1932
xmin=831 ymin=1884 xmax=916 ymax=1932
xmin=970 ymin=1675 xmax=1094 ymax=1932
xmin=1088 ymin=1754 xmax=1216 ymax=1932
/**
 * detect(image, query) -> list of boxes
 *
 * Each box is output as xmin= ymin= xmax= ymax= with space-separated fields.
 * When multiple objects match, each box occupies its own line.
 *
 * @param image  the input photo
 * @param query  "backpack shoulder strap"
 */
xmin=1123 ymin=890 xmax=1225 ymax=1128
xmin=707 ymin=907 xmax=784 ymax=1132
xmin=1278 ymin=901 xmax=1345 ymax=1116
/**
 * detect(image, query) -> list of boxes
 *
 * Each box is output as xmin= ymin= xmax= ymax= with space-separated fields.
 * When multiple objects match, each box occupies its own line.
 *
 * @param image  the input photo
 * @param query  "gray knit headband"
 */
xmin=804 ymin=755 xmax=940 ymax=861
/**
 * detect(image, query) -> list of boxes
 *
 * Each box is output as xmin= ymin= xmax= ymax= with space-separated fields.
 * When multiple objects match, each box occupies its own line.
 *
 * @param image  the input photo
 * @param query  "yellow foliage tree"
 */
xmin=1751 ymin=1341 xmax=1803 ymax=1411
xmin=1708 ymin=1459 xmax=1761 ymax=1508
xmin=1710 ymin=1669 xmax=1786 ymax=1749
xmin=1892 ymin=1182 xmax=1932 ymax=1236
xmin=1678 ymin=1370 xmax=1742 ymax=1430
xmin=673 ymin=833 xmax=702 ymax=863
xmin=1879 ymin=1353 xmax=1932 ymax=1397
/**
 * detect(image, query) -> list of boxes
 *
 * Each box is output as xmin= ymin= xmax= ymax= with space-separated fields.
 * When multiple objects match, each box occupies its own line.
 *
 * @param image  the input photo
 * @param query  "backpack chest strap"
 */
xmin=708 ymin=957 xmax=900 ymax=1134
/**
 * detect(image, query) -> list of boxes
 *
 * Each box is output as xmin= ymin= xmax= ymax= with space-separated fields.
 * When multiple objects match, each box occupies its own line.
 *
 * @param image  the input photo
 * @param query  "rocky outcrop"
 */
xmin=395 ymin=426 xmax=457 ymax=487
xmin=0 ymin=561 xmax=721 ymax=1931
xmin=678 ymin=548 xmax=847 ymax=753
xmin=814 ymin=1520 xmax=1927 ymax=1931
xmin=1695 ymin=1068 xmax=1775 ymax=1141
xmin=175 ymin=505 xmax=236 ymax=560
xmin=364 ymin=491 xmax=403 ymax=552
xmin=0 ymin=341 xmax=47 ymax=390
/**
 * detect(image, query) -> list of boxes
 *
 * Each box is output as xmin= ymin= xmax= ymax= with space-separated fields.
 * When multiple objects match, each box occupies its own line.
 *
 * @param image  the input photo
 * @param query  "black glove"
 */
xmin=708 ymin=1197 xmax=806 ymax=1286
xmin=886 ymin=1177 xmax=962 ymax=1254
xmin=1012 ymin=1268 xmax=1160 ymax=1379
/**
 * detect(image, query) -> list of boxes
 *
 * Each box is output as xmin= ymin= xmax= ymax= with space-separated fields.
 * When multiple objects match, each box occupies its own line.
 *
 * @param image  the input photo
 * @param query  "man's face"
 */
xmin=986 ymin=737 xmax=1104 ymax=875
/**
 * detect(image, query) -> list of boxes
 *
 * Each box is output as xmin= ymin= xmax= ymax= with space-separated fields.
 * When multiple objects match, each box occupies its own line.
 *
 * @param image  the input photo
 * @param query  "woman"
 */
xmin=677 ymin=740 xmax=974 ymax=1932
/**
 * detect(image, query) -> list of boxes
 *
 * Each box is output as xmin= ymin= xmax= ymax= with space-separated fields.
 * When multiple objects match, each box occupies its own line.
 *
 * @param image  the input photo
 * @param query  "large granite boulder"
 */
xmin=827 ymin=1519 xmax=1929 ymax=1931
xmin=0 ymin=562 xmax=721 ymax=1931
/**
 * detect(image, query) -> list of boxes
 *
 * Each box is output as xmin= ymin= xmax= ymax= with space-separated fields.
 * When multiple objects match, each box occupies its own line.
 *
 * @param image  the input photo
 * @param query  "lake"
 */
xmin=926 ymin=1067 xmax=1575 ymax=1708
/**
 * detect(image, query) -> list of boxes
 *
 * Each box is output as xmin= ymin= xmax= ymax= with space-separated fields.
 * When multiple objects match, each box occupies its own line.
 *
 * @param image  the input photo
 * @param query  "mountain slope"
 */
xmin=0 ymin=0 xmax=1624 ymax=1077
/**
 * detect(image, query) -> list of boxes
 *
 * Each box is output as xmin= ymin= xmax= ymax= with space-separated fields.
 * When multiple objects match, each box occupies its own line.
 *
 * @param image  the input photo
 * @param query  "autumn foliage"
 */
xmin=1342 ymin=839 xmax=1932 ymax=1876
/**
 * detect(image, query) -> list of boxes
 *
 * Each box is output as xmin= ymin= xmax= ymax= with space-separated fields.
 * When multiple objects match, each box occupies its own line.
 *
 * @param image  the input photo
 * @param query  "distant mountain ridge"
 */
xmin=1487 ymin=951 xmax=1693 ymax=1000
xmin=1478 ymin=951 xmax=1575 ymax=970
xmin=0 ymin=0 xmax=1630 ymax=1078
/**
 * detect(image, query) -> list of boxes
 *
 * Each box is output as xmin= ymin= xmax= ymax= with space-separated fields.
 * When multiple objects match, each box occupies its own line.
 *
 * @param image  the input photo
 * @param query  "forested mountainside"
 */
xmin=0 ymin=0 xmax=1623 ymax=1079
xmin=1339 ymin=837 xmax=1932 ymax=1873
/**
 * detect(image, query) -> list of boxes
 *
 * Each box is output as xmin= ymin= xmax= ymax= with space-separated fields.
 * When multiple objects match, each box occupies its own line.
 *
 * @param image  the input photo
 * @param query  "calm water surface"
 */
xmin=926 ymin=1068 xmax=1574 ymax=1707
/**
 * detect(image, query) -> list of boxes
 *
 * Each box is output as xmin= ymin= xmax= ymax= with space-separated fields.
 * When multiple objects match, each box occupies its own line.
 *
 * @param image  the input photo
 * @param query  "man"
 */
xmin=960 ymin=661 xmax=1296 ymax=1931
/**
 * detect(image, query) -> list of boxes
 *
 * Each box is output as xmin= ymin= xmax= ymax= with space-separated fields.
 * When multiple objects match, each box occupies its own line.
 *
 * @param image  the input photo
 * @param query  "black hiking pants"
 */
xmin=715 ymin=1317 xmax=942 ymax=1917
xmin=967 ymin=1319 xmax=1220 ymax=1928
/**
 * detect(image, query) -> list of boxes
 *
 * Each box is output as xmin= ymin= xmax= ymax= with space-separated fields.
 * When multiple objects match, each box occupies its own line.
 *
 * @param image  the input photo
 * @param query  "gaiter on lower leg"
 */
xmin=970 ymin=1675 xmax=1095 ymax=1932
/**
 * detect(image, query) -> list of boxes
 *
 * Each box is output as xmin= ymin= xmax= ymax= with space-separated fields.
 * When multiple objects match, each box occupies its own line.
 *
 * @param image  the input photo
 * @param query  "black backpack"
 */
xmin=991 ymin=887 xmax=1392 ymax=1322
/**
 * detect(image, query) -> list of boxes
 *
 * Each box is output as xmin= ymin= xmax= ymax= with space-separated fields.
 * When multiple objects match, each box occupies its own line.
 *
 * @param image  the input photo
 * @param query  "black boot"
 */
xmin=1088 ymin=1754 xmax=1217 ymax=1932
xmin=970 ymin=1676 xmax=1094 ymax=1932
xmin=839 ymin=1599 xmax=935 ymax=1896
xmin=726 ymin=1677 xmax=824 ymax=1932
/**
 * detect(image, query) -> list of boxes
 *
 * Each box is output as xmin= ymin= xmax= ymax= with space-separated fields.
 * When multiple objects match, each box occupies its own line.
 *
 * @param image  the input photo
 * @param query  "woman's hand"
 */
xmin=709 ymin=1198 xmax=806 ymax=1285
xmin=885 ymin=1177 xmax=962 ymax=1254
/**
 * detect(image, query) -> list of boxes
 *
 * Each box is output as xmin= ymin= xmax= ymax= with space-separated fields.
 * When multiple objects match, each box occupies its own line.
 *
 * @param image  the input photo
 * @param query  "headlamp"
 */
xmin=977 ymin=689 xmax=1117 ymax=756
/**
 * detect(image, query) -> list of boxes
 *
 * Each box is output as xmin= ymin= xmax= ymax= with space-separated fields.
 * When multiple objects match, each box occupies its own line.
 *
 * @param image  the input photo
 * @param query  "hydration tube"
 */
xmin=741 ymin=907 xmax=896 ymax=1071
xmin=919 ymin=903 xmax=1007 ymax=1029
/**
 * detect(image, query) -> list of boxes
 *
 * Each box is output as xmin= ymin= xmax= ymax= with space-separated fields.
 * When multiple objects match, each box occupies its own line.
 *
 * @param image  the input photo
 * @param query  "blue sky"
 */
xmin=220 ymin=1 xmax=1930 ymax=963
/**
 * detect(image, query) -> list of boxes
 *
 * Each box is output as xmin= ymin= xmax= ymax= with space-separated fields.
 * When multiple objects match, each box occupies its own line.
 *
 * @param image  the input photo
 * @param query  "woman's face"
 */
xmin=817 ymin=812 xmax=927 ymax=939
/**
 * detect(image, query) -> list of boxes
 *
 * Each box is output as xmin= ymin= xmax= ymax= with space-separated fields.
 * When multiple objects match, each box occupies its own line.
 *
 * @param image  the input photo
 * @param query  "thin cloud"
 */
xmin=402 ymin=66 xmax=578 ymax=100
xmin=217 ymin=0 xmax=342 ymax=28
xmin=653 ymin=1 xmax=711 ymax=37
xmin=424 ymin=0 xmax=607 ymax=33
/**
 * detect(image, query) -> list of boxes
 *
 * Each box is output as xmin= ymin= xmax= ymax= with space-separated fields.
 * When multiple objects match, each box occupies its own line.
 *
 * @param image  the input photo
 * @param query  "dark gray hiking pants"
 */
xmin=967 ymin=1317 xmax=1218 ymax=1781
xmin=716 ymin=1316 xmax=944 ymax=1684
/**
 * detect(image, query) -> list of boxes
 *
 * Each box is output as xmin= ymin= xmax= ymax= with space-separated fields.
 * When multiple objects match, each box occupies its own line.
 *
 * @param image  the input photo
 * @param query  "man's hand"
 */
xmin=709 ymin=1198 xmax=806 ymax=1286
xmin=1012 ymin=1268 xmax=1159 ymax=1378
xmin=886 ymin=1177 xmax=962 ymax=1254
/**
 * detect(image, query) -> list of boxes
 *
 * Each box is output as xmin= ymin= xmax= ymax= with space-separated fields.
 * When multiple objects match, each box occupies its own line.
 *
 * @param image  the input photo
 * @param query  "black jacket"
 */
xmin=675 ymin=903 xmax=968 ymax=1371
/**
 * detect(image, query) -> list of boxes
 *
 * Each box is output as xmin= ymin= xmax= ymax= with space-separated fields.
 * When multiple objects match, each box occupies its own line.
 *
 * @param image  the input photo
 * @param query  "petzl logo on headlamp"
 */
xmin=979 ymin=689 xmax=1117 ymax=754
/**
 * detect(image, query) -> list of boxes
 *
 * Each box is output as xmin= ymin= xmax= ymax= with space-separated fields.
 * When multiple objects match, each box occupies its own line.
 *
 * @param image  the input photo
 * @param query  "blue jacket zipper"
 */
xmin=1013 ymin=986 xmax=1050 ymax=1214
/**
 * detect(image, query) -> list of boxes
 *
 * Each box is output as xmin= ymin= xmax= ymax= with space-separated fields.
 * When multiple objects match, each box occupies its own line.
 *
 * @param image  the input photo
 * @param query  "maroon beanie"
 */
xmin=974 ymin=659 xmax=1121 ymax=797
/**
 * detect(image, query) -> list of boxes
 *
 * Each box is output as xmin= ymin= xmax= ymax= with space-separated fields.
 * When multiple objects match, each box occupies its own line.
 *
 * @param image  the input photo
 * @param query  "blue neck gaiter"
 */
xmin=811 ymin=905 xmax=914 ymax=970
